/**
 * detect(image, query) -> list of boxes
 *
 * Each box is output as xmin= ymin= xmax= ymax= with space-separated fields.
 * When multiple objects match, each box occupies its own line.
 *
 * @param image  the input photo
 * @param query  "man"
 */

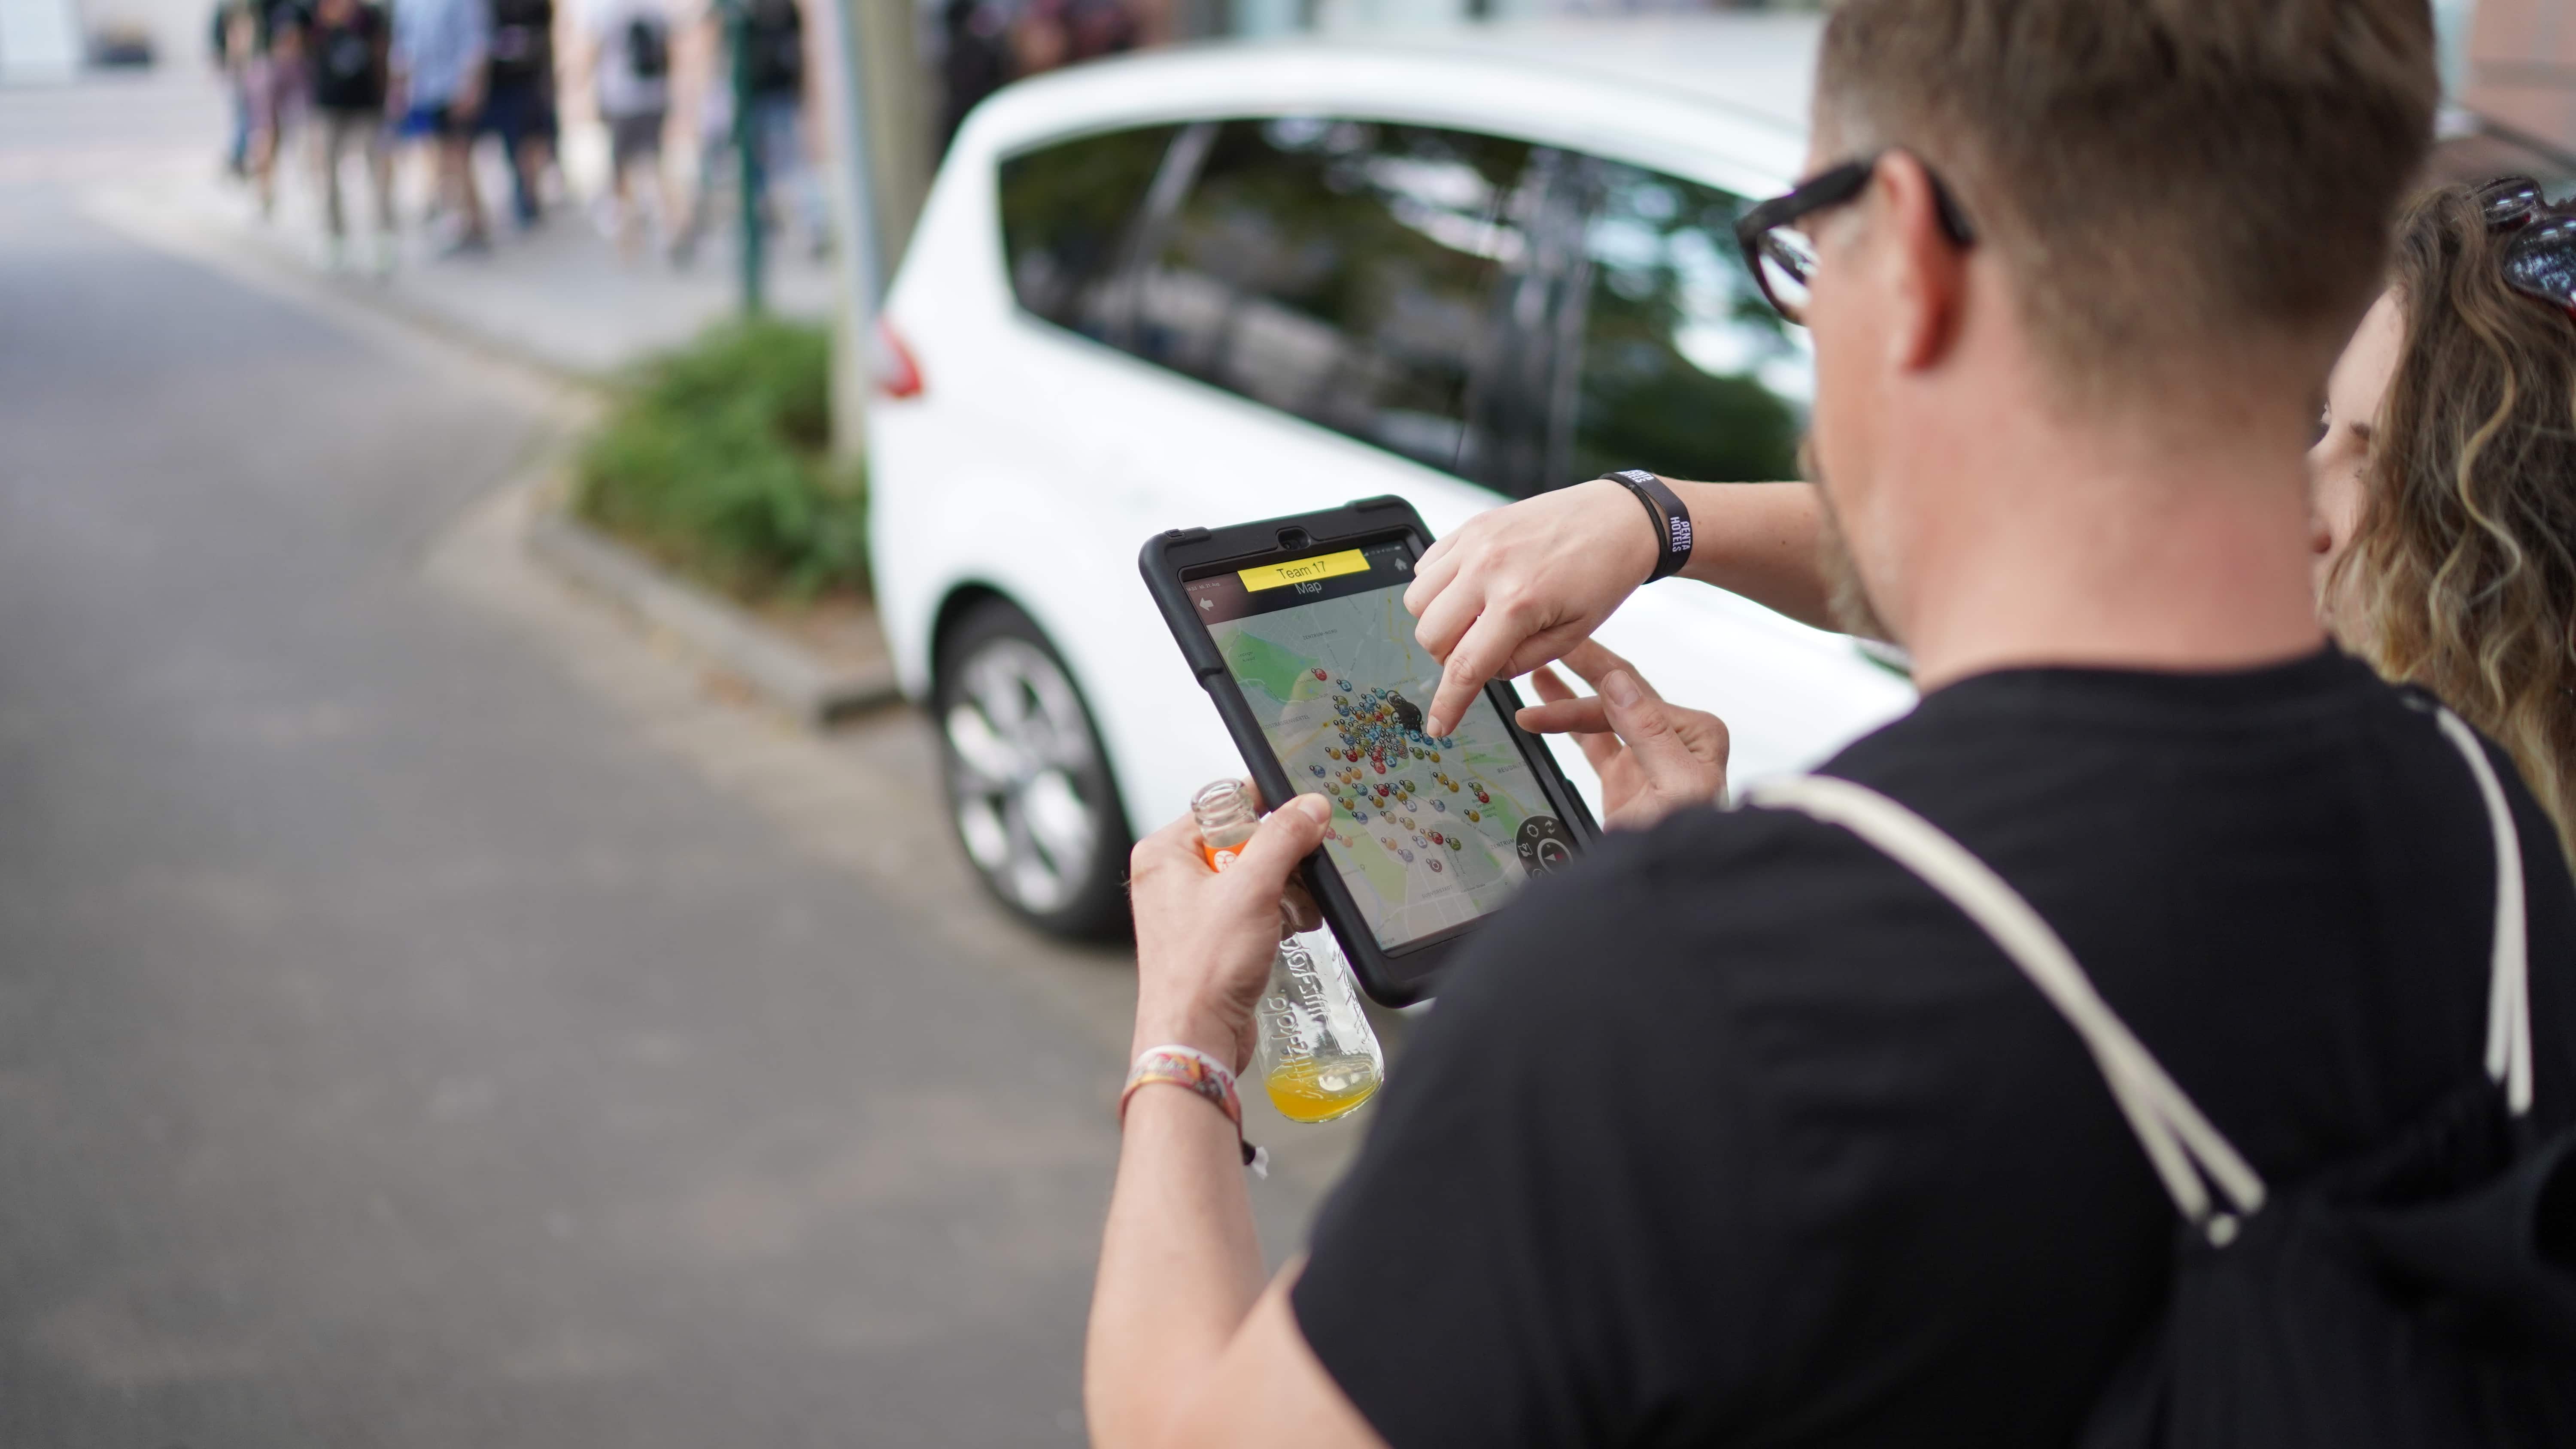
xmin=241 ymin=0 xmax=314 ymax=218
xmin=1087 ymin=1 xmax=2576 ymax=1446
xmin=580 ymin=0 xmax=677 ymax=261
xmin=673 ymin=0 xmax=826 ymax=264
xmin=738 ymin=0 xmax=828 ymax=256
xmin=935 ymin=0 xmax=1009 ymax=157
xmin=480 ymin=0 xmax=559 ymax=229
xmin=212 ymin=0 xmax=259 ymax=177
xmin=304 ymin=0 xmax=393 ymax=271
xmin=390 ymin=0 xmax=491 ymax=254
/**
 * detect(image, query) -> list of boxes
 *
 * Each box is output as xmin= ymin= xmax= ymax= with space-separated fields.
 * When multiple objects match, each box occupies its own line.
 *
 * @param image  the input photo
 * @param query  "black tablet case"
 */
xmin=1139 ymin=496 xmax=1601 ymax=1005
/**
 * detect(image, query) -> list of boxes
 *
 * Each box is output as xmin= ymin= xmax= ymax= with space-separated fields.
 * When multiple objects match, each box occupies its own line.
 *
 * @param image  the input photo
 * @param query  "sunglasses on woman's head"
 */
xmin=2476 ymin=175 xmax=2576 ymax=321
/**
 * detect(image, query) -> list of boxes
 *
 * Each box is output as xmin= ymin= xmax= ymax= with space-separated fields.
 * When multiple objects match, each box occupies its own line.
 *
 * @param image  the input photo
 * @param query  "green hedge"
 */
xmin=574 ymin=318 xmax=869 ymax=602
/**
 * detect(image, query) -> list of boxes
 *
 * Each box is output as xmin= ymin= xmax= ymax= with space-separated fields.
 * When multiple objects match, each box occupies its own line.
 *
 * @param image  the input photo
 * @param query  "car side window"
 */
xmin=998 ymin=124 xmax=1185 ymax=341
xmin=1124 ymin=119 xmax=1535 ymax=474
xmin=1558 ymin=160 xmax=1810 ymax=485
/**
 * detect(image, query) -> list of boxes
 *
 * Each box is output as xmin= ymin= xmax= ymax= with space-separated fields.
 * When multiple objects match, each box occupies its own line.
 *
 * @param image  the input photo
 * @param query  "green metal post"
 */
xmin=729 ymin=0 xmax=767 ymax=314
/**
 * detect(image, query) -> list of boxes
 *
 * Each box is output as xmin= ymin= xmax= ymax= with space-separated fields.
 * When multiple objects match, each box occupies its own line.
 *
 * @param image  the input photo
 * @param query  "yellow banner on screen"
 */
xmin=1239 ymin=549 xmax=1371 ymax=592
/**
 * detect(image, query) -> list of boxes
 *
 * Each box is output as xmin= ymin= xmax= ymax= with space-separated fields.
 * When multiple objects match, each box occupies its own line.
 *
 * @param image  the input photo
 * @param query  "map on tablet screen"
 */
xmin=1188 ymin=541 xmax=1572 ymax=950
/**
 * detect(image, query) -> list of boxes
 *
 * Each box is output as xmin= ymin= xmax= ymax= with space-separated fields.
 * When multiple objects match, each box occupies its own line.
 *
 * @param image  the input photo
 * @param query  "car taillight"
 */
xmin=875 ymin=317 xmax=924 ymax=400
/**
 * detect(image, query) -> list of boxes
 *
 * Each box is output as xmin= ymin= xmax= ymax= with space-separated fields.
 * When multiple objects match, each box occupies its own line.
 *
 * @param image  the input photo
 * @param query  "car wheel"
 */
xmin=933 ymin=598 xmax=1133 ymax=938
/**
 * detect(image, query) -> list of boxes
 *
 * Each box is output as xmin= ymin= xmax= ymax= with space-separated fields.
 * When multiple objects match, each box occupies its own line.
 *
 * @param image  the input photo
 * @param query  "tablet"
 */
xmin=1140 ymin=496 xmax=1599 ymax=1005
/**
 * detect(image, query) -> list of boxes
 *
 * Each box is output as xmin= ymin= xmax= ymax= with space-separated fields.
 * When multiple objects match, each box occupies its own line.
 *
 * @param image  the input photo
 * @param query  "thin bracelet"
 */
xmin=1121 ymin=1044 xmax=1267 ymax=1175
xmin=1599 ymin=470 xmax=1694 ymax=582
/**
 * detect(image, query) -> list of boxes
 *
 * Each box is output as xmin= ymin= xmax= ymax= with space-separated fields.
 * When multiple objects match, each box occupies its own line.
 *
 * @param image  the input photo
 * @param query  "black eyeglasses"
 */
xmin=2476 ymin=175 xmax=2576 ymax=321
xmin=1734 ymin=151 xmax=1980 ymax=324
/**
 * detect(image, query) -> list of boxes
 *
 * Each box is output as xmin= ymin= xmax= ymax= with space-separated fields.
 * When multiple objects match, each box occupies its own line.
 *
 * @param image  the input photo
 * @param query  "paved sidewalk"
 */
xmin=66 ymin=70 xmax=902 ymax=726
xmin=74 ymin=73 xmax=835 ymax=378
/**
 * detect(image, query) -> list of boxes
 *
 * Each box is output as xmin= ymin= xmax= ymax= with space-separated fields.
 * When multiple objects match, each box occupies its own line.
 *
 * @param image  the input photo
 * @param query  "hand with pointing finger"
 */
xmin=1516 ymin=641 xmax=1731 ymax=831
xmin=1405 ymin=479 xmax=1846 ymax=739
xmin=1406 ymin=479 xmax=1661 ymax=739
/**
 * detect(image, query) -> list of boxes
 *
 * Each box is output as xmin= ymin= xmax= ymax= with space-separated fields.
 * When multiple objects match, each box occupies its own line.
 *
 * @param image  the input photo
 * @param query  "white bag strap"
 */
xmin=1742 ymin=704 xmax=2533 ymax=1242
xmin=2431 ymin=708 xmax=2532 ymax=1116
xmin=1741 ymin=773 xmax=2267 ymax=1240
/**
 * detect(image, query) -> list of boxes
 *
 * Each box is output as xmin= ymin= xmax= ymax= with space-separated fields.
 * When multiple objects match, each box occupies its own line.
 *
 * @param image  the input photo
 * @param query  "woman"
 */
xmin=2310 ymin=179 xmax=2576 ymax=864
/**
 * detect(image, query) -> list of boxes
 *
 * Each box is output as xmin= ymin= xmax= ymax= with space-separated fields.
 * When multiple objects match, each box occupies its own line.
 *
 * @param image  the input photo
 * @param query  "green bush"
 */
xmin=574 ymin=318 xmax=869 ymax=602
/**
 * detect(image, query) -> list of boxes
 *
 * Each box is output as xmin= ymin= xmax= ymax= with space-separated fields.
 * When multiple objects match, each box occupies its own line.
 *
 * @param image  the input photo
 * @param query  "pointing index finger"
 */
xmin=1425 ymin=610 xmax=1525 ymax=739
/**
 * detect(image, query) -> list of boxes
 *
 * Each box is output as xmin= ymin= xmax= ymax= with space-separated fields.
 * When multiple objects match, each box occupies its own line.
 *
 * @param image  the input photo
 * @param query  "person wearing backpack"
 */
xmin=580 ymin=0 xmax=677 ymax=261
xmin=1086 ymin=2 xmax=2576 ymax=1446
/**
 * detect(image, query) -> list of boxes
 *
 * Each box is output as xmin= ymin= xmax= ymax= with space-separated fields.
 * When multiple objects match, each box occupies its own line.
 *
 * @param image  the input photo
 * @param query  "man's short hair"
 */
xmin=1816 ymin=0 xmax=2439 ymax=396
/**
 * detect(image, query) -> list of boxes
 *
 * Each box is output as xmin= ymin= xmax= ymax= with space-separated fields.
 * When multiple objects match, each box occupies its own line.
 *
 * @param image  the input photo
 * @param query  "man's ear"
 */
xmin=1872 ymin=152 xmax=1971 ymax=374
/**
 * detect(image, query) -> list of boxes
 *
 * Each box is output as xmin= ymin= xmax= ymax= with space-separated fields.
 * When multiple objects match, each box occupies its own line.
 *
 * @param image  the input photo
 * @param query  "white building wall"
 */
xmin=0 ymin=0 xmax=84 ymax=78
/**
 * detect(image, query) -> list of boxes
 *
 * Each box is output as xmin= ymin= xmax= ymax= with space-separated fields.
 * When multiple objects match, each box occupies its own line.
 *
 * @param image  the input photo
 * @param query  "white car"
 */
xmin=866 ymin=15 xmax=1916 ymax=937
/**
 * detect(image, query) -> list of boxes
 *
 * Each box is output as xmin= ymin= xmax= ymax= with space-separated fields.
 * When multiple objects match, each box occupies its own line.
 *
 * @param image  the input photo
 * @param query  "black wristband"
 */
xmin=1599 ymin=470 xmax=1693 ymax=582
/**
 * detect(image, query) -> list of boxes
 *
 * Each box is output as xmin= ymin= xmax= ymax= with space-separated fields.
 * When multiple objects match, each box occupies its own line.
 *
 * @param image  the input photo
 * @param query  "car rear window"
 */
xmin=1127 ymin=118 xmax=1534 ymax=475
xmin=1561 ymin=159 xmax=1810 ymax=486
xmin=999 ymin=125 xmax=1185 ymax=340
xmin=996 ymin=116 xmax=1812 ymax=496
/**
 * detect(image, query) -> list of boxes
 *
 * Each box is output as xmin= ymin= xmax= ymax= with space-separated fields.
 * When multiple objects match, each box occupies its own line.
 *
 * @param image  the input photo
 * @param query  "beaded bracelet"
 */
xmin=1121 ymin=1044 xmax=1267 ymax=1176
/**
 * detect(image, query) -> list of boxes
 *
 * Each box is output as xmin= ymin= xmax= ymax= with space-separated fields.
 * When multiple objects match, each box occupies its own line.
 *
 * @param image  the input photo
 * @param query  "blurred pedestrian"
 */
xmin=671 ymin=0 xmax=825 ymax=265
xmin=481 ymin=0 xmax=560 ymax=229
xmin=669 ymin=5 xmax=727 ymax=267
xmin=391 ymin=0 xmax=493 ymax=254
xmin=935 ymin=0 xmax=1009 ymax=155
xmin=1009 ymin=0 xmax=1133 ymax=78
xmin=305 ymin=0 xmax=395 ymax=271
xmin=738 ymin=0 xmax=828 ymax=255
xmin=211 ymin=0 xmax=261 ymax=177
xmin=2312 ymin=178 xmax=2576 ymax=863
xmin=583 ymin=0 xmax=680 ymax=261
xmin=244 ymin=0 xmax=315 ymax=218
xmin=1091 ymin=0 xmax=2576 ymax=1444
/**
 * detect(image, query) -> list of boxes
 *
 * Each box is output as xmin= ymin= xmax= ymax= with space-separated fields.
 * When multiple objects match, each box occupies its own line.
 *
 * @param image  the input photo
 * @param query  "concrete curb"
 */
xmin=526 ymin=506 xmax=905 ymax=728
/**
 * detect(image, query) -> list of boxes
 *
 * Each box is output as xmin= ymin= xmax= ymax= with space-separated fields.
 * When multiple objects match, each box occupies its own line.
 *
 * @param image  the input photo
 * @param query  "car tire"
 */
xmin=933 ymin=597 xmax=1135 ymax=939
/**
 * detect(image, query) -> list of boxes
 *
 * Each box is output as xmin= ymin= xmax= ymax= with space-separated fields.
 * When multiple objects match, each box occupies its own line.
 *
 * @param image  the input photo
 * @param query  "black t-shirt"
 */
xmin=742 ymin=0 xmax=803 ymax=97
xmin=1293 ymin=651 xmax=2576 ymax=1448
xmin=486 ymin=0 xmax=553 ymax=88
xmin=307 ymin=3 xmax=386 ymax=110
xmin=258 ymin=0 xmax=312 ymax=53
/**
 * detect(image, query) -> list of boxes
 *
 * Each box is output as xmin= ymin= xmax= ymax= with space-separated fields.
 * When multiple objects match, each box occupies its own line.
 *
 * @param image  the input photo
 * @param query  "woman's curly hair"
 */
xmin=2333 ymin=183 xmax=2576 ymax=866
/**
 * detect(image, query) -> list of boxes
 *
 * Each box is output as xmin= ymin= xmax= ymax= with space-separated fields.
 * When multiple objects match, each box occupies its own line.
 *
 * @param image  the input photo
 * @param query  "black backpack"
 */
xmin=624 ymin=13 xmax=668 ymax=81
xmin=1747 ymin=705 xmax=2576 ymax=1446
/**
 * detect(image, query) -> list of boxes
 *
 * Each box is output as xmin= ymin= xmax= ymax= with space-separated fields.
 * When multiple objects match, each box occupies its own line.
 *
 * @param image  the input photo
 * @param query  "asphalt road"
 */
xmin=0 ymin=78 xmax=1360 ymax=1447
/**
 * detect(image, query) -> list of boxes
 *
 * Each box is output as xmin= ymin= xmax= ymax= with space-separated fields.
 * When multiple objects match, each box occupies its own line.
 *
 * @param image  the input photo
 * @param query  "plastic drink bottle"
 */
xmin=1191 ymin=780 xmax=1386 ymax=1123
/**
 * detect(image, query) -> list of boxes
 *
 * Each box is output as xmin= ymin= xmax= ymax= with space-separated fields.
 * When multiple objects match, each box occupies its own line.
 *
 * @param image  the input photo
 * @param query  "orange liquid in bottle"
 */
xmin=1264 ymin=1054 xmax=1382 ymax=1124
xmin=1193 ymin=781 xmax=1383 ymax=1125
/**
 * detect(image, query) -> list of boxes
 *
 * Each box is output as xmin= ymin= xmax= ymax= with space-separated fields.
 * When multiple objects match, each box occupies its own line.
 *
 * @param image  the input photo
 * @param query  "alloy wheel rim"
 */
xmin=943 ymin=638 xmax=1102 ymax=914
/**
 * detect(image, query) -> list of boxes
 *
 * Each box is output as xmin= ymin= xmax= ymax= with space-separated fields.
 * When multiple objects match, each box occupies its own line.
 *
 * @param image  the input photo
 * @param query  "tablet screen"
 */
xmin=1188 ymin=540 xmax=1574 ymax=951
